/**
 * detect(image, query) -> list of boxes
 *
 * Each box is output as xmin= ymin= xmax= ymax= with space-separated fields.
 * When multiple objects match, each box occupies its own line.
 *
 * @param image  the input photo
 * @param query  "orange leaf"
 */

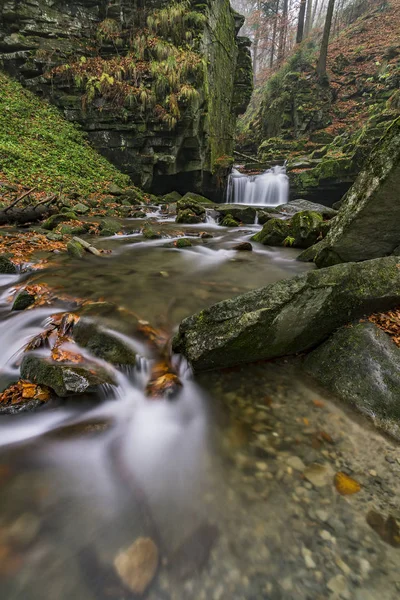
xmin=334 ymin=472 xmax=361 ymax=495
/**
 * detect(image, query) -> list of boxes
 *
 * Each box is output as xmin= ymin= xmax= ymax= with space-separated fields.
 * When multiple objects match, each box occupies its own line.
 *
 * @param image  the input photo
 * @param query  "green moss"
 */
xmin=0 ymin=70 xmax=130 ymax=195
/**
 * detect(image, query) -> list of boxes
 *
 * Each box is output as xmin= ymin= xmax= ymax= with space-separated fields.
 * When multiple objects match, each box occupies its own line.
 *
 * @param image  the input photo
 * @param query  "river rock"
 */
xmin=220 ymin=214 xmax=239 ymax=227
xmin=114 ymin=537 xmax=158 ymax=595
xmin=142 ymin=223 xmax=161 ymax=239
xmin=276 ymin=199 xmax=337 ymax=218
xmin=313 ymin=117 xmax=400 ymax=267
xmin=42 ymin=212 xmax=78 ymax=230
xmin=99 ymin=218 xmax=121 ymax=236
xmin=251 ymin=218 xmax=289 ymax=245
xmin=12 ymin=289 xmax=35 ymax=310
xmin=217 ymin=205 xmax=256 ymax=224
xmin=257 ymin=210 xmax=276 ymax=225
xmin=233 ymin=242 xmax=253 ymax=251
xmin=180 ymin=192 xmax=213 ymax=205
xmin=176 ymin=198 xmax=206 ymax=216
xmin=67 ymin=239 xmax=86 ymax=259
xmin=175 ymin=238 xmax=192 ymax=248
xmin=172 ymin=256 xmax=400 ymax=371
xmin=163 ymin=191 xmax=182 ymax=203
xmin=20 ymin=354 xmax=116 ymax=397
xmin=0 ymin=255 xmax=17 ymax=274
xmin=304 ymin=322 xmax=400 ymax=437
xmin=176 ymin=209 xmax=204 ymax=224
xmin=72 ymin=319 xmax=137 ymax=365
xmin=291 ymin=211 xmax=324 ymax=248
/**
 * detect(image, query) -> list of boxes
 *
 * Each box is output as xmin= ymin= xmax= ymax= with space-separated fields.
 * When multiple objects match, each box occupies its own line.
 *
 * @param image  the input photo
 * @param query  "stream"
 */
xmin=0 ymin=207 xmax=399 ymax=600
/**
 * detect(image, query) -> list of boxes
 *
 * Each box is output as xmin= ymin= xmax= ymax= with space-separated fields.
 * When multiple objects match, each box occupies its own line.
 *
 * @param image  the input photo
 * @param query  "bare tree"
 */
xmin=296 ymin=0 xmax=307 ymax=43
xmin=304 ymin=0 xmax=313 ymax=35
xmin=316 ymin=0 xmax=336 ymax=80
xmin=277 ymin=0 xmax=289 ymax=62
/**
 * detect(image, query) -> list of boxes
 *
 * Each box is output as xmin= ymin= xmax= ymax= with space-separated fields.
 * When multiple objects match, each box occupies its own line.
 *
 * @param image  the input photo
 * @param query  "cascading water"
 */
xmin=226 ymin=165 xmax=289 ymax=206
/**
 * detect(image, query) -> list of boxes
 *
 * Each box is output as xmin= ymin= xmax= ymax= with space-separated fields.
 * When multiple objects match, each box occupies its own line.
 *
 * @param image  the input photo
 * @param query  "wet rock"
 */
xmin=72 ymin=318 xmax=137 ymax=365
xmin=303 ymin=463 xmax=334 ymax=488
xmin=107 ymin=183 xmax=124 ymax=196
xmin=73 ymin=202 xmax=90 ymax=214
xmin=221 ymin=214 xmax=240 ymax=227
xmin=200 ymin=231 xmax=213 ymax=239
xmin=305 ymin=322 xmax=400 ymax=437
xmin=46 ymin=232 xmax=63 ymax=241
xmin=176 ymin=198 xmax=206 ymax=216
xmin=251 ymin=218 xmax=289 ymax=245
xmin=276 ymin=199 xmax=337 ymax=219
xmin=99 ymin=218 xmax=121 ymax=236
xmin=313 ymin=117 xmax=400 ymax=267
xmin=163 ymin=191 xmax=182 ymax=203
xmin=233 ymin=242 xmax=253 ymax=251
xmin=42 ymin=212 xmax=78 ymax=230
xmin=67 ymin=239 xmax=86 ymax=259
xmin=114 ymin=537 xmax=158 ymax=595
xmin=176 ymin=209 xmax=204 ymax=224
xmin=217 ymin=205 xmax=256 ymax=224
xmin=173 ymin=256 xmax=400 ymax=370
xmin=20 ymin=354 xmax=115 ymax=397
xmin=257 ymin=210 xmax=276 ymax=225
xmin=142 ymin=223 xmax=162 ymax=239
xmin=287 ymin=456 xmax=305 ymax=471
xmin=180 ymin=192 xmax=213 ymax=205
xmin=290 ymin=211 xmax=324 ymax=249
xmin=175 ymin=238 xmax=192 ymax=248
xmin=12 ymin=289 xmax=35 ymax=310
xmin=0 ymin=255 xmax=17 ymax=274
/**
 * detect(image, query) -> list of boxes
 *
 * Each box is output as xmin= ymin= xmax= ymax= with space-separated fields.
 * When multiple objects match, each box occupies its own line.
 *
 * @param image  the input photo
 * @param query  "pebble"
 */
xmin=327 ymin=574 xmax=351 ymax=599
xmin=369 ymin=469 xmax=377 ymax=477
xmin=335 ymin=556 xmax=351 ymax=575
xmin=320 ymin=529 xmax=333 ymax=542
xmin=316 ymin=509 xmax=329 ymax=522
xmin=256 ymin=461 xmax=268 ymax=471
xmin=286 ymin=456 xmax=305 ymax=471
xmin=303 ymin=463 xmax=334 ymax=488
xmin=302 ymin=546 xmax=316 ymax=569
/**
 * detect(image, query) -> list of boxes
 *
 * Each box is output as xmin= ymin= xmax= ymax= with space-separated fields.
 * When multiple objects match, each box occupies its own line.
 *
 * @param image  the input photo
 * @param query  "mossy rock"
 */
xmin=73 ymin=202 xmax=90 ymax=214
xmin=176 ymin=210 xmax=203 ymax=224
xmin=73 ymin=319 xmax=137 ymax=365
xmin=0 ymin=255 xmax=17 ymax=274
xmin=176 ymin=198 xmax=206 ymax=216
xmin=142 ymin=223 xmax=161 ymax=239
xmin=12 ymin=289 xmax=35 ymax=310
xmin=119 ymin=189 xmax=145 ymax=205
xmin=220 ymin=214 xmax=240 ymax=227
xmin=252 ymin=218 xmax=289 ymax=246
xmin=46 ymin=232 xmax=64 ymax=242
xmin=257 ymin=210 xmax=276 ymax=225
xmin=20 ymin=354 xmax=115 ymax=397
xmin=175 ymin=238 xmax=192 ymax=248
xmin=180 ymin=192 xmax=213 ymax=205
xmin=99 ymin=218 xmax=121 ymax=235
xmin=290 ymin=211 xmax=323 ymax=249
xmin=217 ymin=205 xmax=256 ymax=224
xmin=67 ymin=239 xmax=86 ymax=259
xmin=42 ymin=212 xmax=78 ymax=231
xmin=130 ymin=211 xmax=147 ymax=218
xmin=163 ymin=191 xmax=182 ymax=203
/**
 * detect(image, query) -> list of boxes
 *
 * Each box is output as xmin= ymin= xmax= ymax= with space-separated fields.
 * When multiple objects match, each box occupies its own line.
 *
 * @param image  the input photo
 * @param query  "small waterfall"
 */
xmin=226 ymin=165 xmax=289 ymax=206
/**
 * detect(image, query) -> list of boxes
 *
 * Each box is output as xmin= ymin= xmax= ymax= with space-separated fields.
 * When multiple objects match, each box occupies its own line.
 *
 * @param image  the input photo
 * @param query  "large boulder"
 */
xmin=304 ymin=322 xmax=400 ymax=439
xmin=0 ymin=255 xmax=17 ymax=274
xmin=217 ymin=205 xmax=256 ymax=224
xmin=290 ymin=211 xmax=324 ymax=249
xmin=276 ymin=199 xmax=337 ymax=219
xmin=314 ymin=118 xmax=400 ymax=268
xmin=173 ymin=256 xmax=400 ymax=371
xmin=251 ymin=218 xmax=289 ymax=245
xmin=20 ymin=354 xmax=115 ymax=397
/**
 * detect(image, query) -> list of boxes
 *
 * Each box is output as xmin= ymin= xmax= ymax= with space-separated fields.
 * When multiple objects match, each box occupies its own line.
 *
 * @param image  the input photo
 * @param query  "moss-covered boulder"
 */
xmin=20 ymin=354 xmax=115 ymax=397
xmin=99 ymin=218 xmax=121 ymax=236
xmin=313 ymin=118 xmax=400 ymax=268
xmin=290 ymin=211 xmax=324 ymax=249
xmin=42 ymin=212 xmax=78 ymax=231
xmin=175 ymin=238 xmax=192 ymax=248
xmin=304 ymin=322 xmax=400 ymax=439
xmin=0 ymin=255 xmax=17 ymax=274
xmin=176 ymin=210 xmax=204 ymax=224
xmin=163 ymin=191 xmax=182 ymax=203
xmin=72 ymin=319 xmax=137 ymax=365
xmin=180 ymin=192 xmax=213 ymax=205
xmin=176 ymin=199 xmax=206 ymax=216
xmin=276 ymin=199 xmax=337 ymax=219
xmin=12 ymin=289 xmax=35 ymax=310
xmin=220 ymin=214 xmax=240 ymax=227
xmin=257 ymin=210 xmax=276 ymax=225
xmin=251 ymin=218 xmax=289 ymax=245
xmin=217 ymin=205 xmax=256 ymax=224
xmin=172 ymin=256 xmax=400 ymax=371
xmin=142 ymin=223 xmax=162 ymax=239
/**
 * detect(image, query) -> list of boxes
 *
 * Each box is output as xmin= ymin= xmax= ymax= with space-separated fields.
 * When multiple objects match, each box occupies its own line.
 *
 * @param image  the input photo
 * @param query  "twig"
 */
xmin=72 ymin=236 xmax=102 ymax=257
xmin=4 ymin=187 xmax=37 ymax=213
xmin=233 ymin=150 xmax=263 ymax=164
xmin=31 ymin=194 xmax=57 ymax=210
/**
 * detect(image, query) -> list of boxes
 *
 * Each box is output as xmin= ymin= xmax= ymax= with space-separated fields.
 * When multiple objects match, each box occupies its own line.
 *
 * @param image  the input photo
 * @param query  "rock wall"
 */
xmin=0 ymin=0 xmax=252 ymax=199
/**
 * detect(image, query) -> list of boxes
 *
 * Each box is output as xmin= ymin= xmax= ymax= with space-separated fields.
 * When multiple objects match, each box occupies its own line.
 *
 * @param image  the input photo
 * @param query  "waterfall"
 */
xmin=226 ymin=165 xmax=289 ymax=206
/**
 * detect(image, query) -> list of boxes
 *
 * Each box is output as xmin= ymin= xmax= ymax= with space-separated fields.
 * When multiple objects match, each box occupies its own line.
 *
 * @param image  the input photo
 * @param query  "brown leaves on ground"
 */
xmin=0 ymin=380 xmax=51 ymax=407
xmin=145 ymin=360 xmax=182 ymax=399
xmin=368 ymin=308 xmax=400 ymax=347
xmin=0 ymin=231 xmax=66 ymax=265
xmin=334 ymin=472 xmax=361 ymax=496
xmin=366 ymin=511 xmax=400 ymax=548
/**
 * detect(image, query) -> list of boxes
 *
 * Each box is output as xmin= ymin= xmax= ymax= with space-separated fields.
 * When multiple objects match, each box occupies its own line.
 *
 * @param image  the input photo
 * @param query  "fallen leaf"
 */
xmin=312 ymin=399 xmax=325 ymax=408
xmin=114 ymin=537 xmax=158 ymax=595
xmin=334 ymin=472 xmax=361 ymax=495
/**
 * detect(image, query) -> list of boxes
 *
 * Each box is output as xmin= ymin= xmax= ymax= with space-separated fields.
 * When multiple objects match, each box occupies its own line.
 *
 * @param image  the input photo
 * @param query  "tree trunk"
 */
xmin=304 ymin=0 xmax=313 ymax=35
xmin=316 ymin=0 xmax=336 ymax=80
xmin=277 ymin=0 xmax=288 ymax=63
xmin=296 ymin=0 xmax=307 ymax=44
xmin=270 ymin=0 xmax=280 ymax=68
xmin=311 ymin=0 xmax=319 ymax=26
xmin=253 ymin=34 xmax=259 ymax=86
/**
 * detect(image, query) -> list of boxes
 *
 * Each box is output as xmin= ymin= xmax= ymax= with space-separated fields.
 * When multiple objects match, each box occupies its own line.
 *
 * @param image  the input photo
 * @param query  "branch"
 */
xmin=4 ymin=187 xmax=37 ymax=213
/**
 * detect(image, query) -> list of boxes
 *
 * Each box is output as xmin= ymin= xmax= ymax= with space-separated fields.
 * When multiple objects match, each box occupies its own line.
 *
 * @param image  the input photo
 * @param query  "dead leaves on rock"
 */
xmin=368 ymin=308 xmax=400 ymax=347
xmin=366 ymin=511 xmax=400 ymax=548
xmin=0 ymin=380 xmax=51 ymax=407
xmin=334 ymin=471 xmax=361 ymax=495
xmin=145 ymin=360 xmax=182 ymax=399
xmin=25 ymin=312 xmax=83 ymax=365
xmin=0 ymin=231 xmax=66 ymax=265
xmin=114 ymin=537 xmax=159 ymax=595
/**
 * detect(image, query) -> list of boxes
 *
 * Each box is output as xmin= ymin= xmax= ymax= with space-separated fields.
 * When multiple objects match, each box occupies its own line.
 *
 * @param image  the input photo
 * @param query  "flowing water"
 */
xmin=0 ymin=209 xmax=399 ymax=600
xmin=226 ymin=166 xmax=289 ymax=206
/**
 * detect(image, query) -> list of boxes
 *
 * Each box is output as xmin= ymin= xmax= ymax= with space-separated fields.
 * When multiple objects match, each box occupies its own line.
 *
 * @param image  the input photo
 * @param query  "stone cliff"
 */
xmin=0 ymin=0 xmax=252 ymax=199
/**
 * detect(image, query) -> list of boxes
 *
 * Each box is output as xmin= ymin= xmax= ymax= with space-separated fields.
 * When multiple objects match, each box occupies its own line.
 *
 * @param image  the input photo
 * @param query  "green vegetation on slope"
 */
xmin=0 ymin=70 xmax=130 ymax=195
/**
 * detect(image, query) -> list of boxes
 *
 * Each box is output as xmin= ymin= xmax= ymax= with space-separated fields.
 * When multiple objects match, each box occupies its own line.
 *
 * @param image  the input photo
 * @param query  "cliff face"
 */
xmin=0 ymin=0 xmax=252 ymax=199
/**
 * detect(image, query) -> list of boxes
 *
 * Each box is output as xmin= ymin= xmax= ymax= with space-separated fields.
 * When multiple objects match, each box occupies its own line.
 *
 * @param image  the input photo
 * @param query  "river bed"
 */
xmin=0 ymin=214 xmax=399 ymax=600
